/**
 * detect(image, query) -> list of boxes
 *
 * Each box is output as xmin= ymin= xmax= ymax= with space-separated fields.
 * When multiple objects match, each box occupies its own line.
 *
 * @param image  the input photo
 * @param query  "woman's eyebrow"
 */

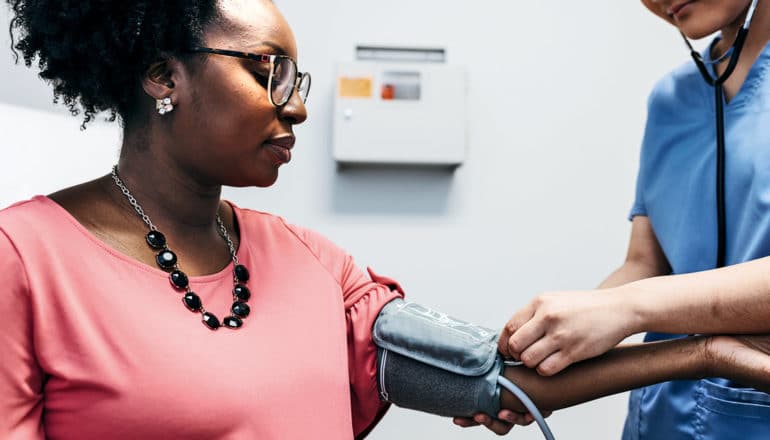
xmin=247 ymin=40 xmax=287 ymax=56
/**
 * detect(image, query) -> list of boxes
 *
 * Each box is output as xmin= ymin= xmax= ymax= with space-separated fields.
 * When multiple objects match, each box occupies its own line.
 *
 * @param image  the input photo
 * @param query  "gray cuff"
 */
xmin=373 ymin=299 xmax=503 ymax=417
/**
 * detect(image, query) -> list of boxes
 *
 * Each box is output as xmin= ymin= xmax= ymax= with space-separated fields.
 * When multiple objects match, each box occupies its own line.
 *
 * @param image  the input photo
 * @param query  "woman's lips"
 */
xmin=263 ymin=136 xmax=295 ymax=165
xmin=264 ymin=143 xmax=292 ymax=164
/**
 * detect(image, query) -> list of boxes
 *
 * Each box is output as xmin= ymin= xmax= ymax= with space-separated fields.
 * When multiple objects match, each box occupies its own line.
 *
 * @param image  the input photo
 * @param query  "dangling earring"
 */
xmin=156 ymin=97 xmax=174 ymax=115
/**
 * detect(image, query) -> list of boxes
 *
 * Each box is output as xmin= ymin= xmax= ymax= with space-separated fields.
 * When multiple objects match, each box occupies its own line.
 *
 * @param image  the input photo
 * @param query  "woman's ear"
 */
xmin=142 ymin=57 xmax=181 ymax=99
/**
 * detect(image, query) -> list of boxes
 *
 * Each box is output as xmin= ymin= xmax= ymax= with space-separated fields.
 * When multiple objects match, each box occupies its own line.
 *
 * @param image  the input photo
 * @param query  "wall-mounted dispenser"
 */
xmin=333 ymin=46 xmax=467 ymax=167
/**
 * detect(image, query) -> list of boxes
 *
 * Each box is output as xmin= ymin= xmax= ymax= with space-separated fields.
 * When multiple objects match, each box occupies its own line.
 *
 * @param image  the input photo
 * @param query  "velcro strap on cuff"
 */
xmin=373 ymin=299 xmax=499 ymax=376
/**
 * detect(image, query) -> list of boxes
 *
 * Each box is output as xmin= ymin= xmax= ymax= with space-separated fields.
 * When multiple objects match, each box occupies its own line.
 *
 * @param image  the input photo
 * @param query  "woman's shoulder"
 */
xmin=231 ymin=204 xmax=294 ymax=237
xmin=0 ymin=196 xmax=59 ymax=231
xmin=1 ymin=178 xmax=112 ymax=234
xmin=0 ymin=195 xmax=49 ymax=213
xmin=233 ymin=204 xmax=348 ymax=266
xmin=0 ymin=196 xmax=63 ymax=262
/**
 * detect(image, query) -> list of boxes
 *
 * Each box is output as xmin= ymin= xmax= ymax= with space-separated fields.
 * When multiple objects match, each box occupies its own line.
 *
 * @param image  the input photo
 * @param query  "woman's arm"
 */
xmin=458 ymin=333 xmax=770 ymax=433
xmin=501 ymin=337 xmax=706 ymax=412
xmin=0 ymin=230 xmax=45 ymax=439
xmin=500 ymin=335 xmax=770 ymax=413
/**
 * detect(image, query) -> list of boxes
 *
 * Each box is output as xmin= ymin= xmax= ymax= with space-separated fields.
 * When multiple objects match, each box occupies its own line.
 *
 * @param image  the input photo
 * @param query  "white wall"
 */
xmin=1 ymin=1 xmax=688 ymax=439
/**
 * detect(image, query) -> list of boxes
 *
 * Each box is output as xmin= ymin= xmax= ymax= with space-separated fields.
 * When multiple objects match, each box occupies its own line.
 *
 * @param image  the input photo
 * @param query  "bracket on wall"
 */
xmin=355 ymin=46 xmax=446 ymax=63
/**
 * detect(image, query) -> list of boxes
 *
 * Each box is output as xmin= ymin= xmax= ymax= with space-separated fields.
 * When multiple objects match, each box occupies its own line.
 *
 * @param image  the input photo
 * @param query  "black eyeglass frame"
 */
xmin=189 ymin=46 xmax=311 ymax=107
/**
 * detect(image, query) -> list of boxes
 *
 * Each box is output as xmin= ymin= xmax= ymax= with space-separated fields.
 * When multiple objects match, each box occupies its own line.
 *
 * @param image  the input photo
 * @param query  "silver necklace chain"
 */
xmin=109 ymin=165 xmax=252 ymax=330
xmin=110 ymin=165 xmax=239 ymax=266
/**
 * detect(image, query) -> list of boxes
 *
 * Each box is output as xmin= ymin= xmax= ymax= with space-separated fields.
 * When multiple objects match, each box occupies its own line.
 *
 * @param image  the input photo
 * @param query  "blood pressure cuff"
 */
xmin=372 ymin=298 xmax=504 ymax=418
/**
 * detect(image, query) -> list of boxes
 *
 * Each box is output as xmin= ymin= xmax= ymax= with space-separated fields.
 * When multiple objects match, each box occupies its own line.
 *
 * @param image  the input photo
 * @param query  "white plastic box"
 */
xmin=332 ymin=58 xmax=467 ymax=166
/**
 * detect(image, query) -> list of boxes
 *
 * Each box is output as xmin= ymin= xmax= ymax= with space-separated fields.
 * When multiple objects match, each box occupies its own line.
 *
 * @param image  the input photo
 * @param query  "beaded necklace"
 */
xmin=111 ymin=166 xmax=251 ymax=330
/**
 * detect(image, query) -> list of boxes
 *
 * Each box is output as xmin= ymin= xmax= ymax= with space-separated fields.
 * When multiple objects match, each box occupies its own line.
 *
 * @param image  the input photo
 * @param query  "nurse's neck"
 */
xmin=713 ymin=0 xmax=770 ymax=101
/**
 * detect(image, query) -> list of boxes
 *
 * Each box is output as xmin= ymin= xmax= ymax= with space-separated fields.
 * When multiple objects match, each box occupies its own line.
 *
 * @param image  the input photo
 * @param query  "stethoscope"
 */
xmin=681 ymin=0 xmax=759 ymax=268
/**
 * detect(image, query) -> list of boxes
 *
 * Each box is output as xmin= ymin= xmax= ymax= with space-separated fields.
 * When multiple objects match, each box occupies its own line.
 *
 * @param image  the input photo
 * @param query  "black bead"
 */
xmin=233 ymin=284 xmax=251 ymax=301
xmin=169 ymin=270 xmax=189 ymax=289
xmin=183 ymin=292 xmax=202 ymax=312
xmin=156 ymin=250 xmax=177 ymax=270
xmin=234 ymin=264 xmax=250 ymax=282
xmin=232 ymin=301 xmax=251 ymax=318
xmin=202 ymin=312 xmax=221 ymax=330
xmin=223 ymin=316 xmax=243 ymax=329
xmin=146 ymin=231 xmax=167 ymax=249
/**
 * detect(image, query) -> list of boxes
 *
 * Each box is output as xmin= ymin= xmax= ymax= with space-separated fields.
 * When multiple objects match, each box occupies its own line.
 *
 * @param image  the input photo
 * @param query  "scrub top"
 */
xmin=624 ymin=39 xmax=770 ymax=440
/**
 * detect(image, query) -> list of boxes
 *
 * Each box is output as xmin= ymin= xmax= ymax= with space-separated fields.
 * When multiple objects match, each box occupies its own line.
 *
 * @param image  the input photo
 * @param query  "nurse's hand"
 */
xmin=499 ymin=289 xmax=637 ymax=376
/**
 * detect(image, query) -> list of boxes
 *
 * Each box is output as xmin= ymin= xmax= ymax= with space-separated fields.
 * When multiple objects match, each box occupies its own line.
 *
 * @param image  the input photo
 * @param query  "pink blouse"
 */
xmin=0 ymin=196 xmax=403 ymax=439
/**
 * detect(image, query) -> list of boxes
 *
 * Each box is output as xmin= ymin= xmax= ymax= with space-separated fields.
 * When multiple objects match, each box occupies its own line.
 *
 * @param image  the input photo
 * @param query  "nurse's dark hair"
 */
xmin=6 ymin=0 xmax=222 ymax=128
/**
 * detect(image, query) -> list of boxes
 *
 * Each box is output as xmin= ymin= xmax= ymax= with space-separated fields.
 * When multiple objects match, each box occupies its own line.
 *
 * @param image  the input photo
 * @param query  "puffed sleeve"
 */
xmin=0 ymin=229 xmax=45 ymax=439
xmin=283 ymin=222 xmax=404 ymax=438
xmin=345 ymin=268 xmax=404 ymax=439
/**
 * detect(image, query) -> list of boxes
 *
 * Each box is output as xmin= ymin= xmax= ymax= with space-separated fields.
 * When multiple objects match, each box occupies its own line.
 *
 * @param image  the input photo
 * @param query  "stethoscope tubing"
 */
xmin=682 ymin=0 xmax=758 ymax=268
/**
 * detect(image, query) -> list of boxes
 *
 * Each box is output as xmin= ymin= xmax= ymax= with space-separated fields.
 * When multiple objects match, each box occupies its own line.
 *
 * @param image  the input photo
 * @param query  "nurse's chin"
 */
xmin=673 ymin=12 xmax=731 ymax=40
xmin=677 ymin=24 xmax=723 ymax=41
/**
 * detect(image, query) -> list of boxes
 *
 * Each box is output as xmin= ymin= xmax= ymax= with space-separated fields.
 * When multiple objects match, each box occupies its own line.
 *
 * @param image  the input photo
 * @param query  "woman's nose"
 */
xmin=278 ymin=89 xmax=308 ymax=125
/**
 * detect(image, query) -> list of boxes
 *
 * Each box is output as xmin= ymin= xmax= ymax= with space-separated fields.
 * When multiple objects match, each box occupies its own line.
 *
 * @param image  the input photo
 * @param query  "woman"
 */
xmin=499 ymin=0 xmax=770 ymax=438
xmin=2 ymin=0 xmax=770 ymax=438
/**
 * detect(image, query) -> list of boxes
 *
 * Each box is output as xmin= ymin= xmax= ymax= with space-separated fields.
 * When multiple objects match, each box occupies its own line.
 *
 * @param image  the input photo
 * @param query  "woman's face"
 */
xmin=164 ymin=0 xmax=308 ymax=188
xmin=641 ymin=0 xmax=753 ymax=39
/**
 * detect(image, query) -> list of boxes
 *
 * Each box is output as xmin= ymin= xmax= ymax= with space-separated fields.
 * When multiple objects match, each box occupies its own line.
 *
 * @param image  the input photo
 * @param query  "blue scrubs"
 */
xmin=623 ymin=39 xmax=770 ymax=440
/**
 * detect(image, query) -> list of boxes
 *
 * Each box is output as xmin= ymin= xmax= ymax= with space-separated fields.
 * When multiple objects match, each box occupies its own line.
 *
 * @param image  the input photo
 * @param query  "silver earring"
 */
xmin=156 ymin=97 xmax=174 ymax=115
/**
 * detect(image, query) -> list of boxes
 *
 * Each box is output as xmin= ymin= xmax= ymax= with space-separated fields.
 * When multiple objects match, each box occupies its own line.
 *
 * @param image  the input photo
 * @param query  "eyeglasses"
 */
xmin=189 ymin=47 xmax=311 ymax=107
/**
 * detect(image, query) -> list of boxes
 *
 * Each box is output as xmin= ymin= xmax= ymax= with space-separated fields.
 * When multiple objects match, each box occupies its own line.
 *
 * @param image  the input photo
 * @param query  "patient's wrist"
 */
xmin=695 ymin=335 xmax=715 ymax=378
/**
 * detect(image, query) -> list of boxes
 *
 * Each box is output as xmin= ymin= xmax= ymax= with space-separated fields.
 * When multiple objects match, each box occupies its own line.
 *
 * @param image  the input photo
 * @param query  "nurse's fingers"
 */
xmin=506 ymin=318 xmax=547 ymax=360
xmin=499 ymin=304 xmax=536 ymax=358
xmin=536 ymin=351 xmax=569 ymax=376
xmin=519 ymin=338 xmax=560 ymax=369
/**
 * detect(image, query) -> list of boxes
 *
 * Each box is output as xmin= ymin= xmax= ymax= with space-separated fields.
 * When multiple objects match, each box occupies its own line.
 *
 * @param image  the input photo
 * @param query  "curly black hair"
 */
xmin=6 ymin=0 xmax=223 ymax=128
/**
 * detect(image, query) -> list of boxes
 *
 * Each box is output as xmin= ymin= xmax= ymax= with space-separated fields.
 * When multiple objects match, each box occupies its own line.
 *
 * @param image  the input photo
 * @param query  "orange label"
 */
xmin=338 ymin=77 xmax=373 ymax=98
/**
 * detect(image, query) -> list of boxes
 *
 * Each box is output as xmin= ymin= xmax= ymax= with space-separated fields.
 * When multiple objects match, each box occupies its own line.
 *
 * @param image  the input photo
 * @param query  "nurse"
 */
xmin=497 ymin=0 xmax=770 ymax=438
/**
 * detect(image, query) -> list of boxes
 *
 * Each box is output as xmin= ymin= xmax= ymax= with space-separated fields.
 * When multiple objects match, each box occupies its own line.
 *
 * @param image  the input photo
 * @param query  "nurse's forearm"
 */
xmin=500 ymin=337 xmax=708 ymax=412
xmin=599 ymin=216 xmax=672 ymax=289
xmin=621 ymin=256 xmax=770 ymax=335
xmin=599 ymin=259 xmax=668 ymax=289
